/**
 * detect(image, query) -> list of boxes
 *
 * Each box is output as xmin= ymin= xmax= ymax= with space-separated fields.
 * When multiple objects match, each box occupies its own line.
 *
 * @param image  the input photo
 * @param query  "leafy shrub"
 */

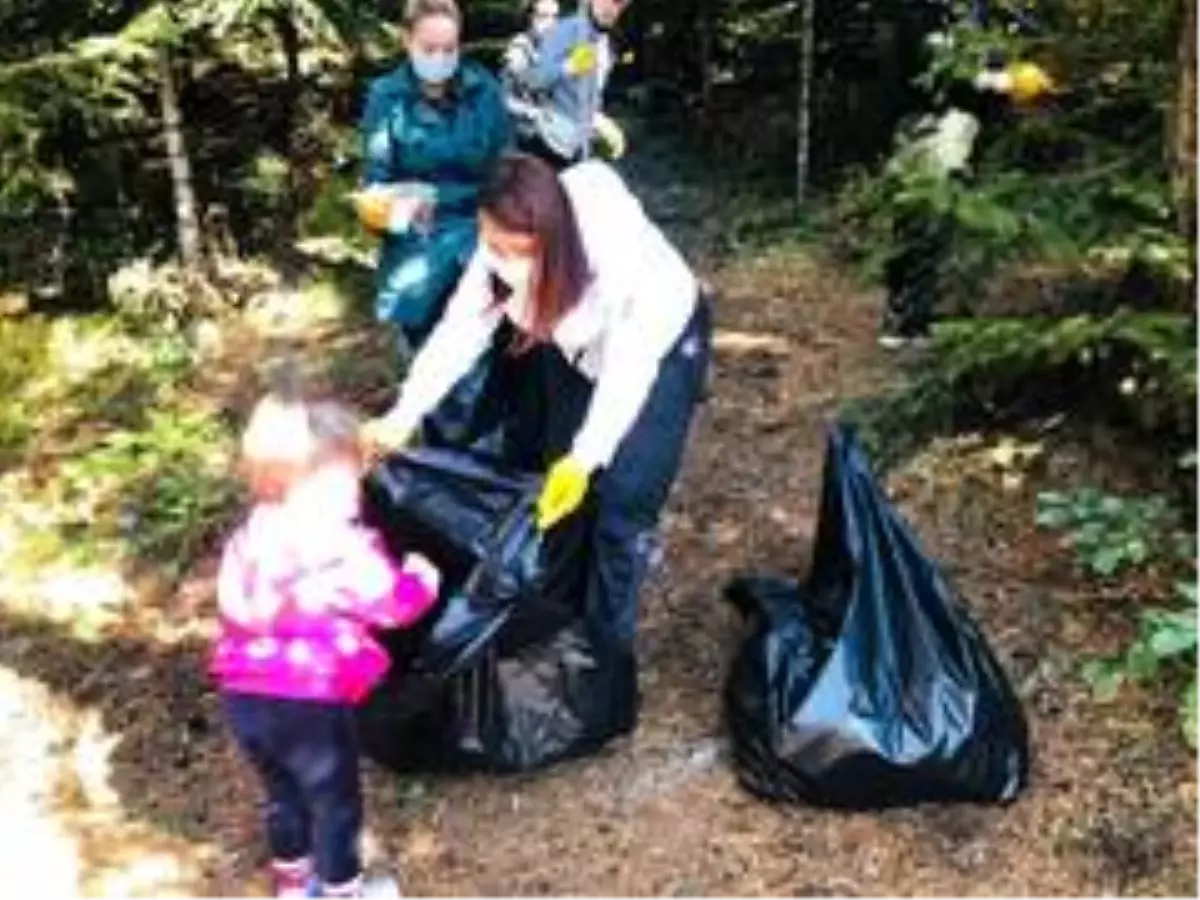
xmin=1037 ymin=477 xmax=1196 ymax=748
xmin=58 ymin=407 xmax=239 ymax=580
xmin=108 ymin=260 xmax=230 ymax=330
xmin=1084 ymin=580 xmax=1197 ymax=748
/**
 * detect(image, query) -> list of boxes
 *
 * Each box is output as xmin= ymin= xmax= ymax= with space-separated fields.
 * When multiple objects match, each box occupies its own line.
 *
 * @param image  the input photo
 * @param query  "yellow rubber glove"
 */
xmin=565 ymin=42 xmax=598 ymax=77
xmin=537 ymin=456 xmax=590 ymax=531
xmin=1007 ymin=61 xmax=1055 ymax=105
xmin=594 ymin=114 xmax=627 ymax=160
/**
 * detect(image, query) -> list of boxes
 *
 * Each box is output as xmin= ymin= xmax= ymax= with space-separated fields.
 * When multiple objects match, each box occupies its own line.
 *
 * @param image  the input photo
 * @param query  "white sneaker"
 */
xmin=322 ymin=874 xmax=401 ymax=898
xmin=877 ymin=333 xmax=910 ymax=350
xmin=877 ymin=332 xmax=933 ymax=351
xmin=360 ymin=874 xmax=402 ymax=898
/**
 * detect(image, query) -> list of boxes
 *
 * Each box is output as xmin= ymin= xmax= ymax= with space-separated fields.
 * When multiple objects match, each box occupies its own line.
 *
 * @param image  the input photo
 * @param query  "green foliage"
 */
xmin=0 ymin=310 xmax=238 ymax=585
xmin=1038 ymin=466 xmax=1196 ymax=748
xmin=1036 ymin=489 xmax=1172 ymax=578
xmin=108 ymin=260 xmax=241 ymax=330
xmin=58 ymin=407 xmax=239 ymax=578
xmin=824 ymin=0 xmax=1193 ymax=308
xmin=932 ymin=313 xmax=1197 ymax=434
xmin=1083 ymin=580 xmax=1198 ymax=748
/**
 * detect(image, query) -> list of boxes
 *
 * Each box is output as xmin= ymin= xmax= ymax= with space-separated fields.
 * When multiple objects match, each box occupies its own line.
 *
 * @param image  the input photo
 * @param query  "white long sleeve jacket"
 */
xmin=384 ymin=160 xmax=698 ymax=472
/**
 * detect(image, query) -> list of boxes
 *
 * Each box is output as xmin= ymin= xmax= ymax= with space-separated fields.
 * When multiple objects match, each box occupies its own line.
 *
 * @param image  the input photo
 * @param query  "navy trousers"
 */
xmin=588 ymin=299 xmax=712 ymax=650
xmin=424 ymin=297 xmax=711 ymax=653
xmin=222 ymin=694 xmax=363 ymax=886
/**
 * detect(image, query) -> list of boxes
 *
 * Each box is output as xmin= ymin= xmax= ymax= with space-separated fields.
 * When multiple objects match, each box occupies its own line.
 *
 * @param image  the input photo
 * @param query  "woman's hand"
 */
xmin=594 ymin=114 xmax=627 ymax=160
xmin=351 ymin=185 xmax=435 ymax=236
xmin=361 ymin=416 xmax=416 ymax=462
xmin=537 ymin=456 xmax=591 ymax=531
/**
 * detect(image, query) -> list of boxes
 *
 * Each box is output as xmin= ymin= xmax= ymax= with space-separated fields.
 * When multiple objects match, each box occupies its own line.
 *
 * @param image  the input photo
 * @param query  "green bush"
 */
xmin=1037 ymin=475 xmax=1196 ymax=748
xmin=58 ymin=407 xmax=239 ymax=580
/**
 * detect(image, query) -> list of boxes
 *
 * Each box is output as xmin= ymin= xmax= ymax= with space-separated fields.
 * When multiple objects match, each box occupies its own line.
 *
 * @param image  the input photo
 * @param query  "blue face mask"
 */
xmin=411 ymin=50 xmax=460 ymax=85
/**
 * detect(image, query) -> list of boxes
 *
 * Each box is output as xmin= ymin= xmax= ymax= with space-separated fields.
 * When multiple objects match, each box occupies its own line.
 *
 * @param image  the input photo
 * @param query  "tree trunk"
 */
xmin=1172 ymin=0 xmax=1196 ymax=251
xmin=796 ymin=0 xmax=816 ymax=205
xmin=273 ymin=5 xmax=303 ymax=265
xmin=156 ymin=49 xmax=203 ymax=270
xmin=698 ymin=0 xmax=714 ymax=122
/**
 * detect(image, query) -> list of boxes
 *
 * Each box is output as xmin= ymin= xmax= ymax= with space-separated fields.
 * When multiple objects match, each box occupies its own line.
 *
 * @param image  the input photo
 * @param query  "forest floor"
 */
xmin=0 ymin=127 xmax=1195 ymax=897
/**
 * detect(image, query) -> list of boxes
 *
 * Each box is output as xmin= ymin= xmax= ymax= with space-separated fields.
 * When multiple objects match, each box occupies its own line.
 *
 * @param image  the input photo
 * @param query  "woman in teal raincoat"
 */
xmin=357 ymin=0 xmax=512 ymax=348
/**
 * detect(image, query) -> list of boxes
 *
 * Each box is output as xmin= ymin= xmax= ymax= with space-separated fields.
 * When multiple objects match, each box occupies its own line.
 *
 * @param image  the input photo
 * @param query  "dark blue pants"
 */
xmin=222 ymin=694 xmax=362 ymax=886
xmin=882 ymin=205 xmax=954 ymax=338
xmin=420 ymin=296 xmax=711 ymax=651
xmin=588 ymin=299 xmax=712 ymax=651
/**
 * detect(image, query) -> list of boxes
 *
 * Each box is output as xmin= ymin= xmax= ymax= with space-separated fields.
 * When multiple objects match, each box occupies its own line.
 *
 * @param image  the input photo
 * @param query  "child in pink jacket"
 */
xmin=211 ymin=387 xmax=439 ymax=898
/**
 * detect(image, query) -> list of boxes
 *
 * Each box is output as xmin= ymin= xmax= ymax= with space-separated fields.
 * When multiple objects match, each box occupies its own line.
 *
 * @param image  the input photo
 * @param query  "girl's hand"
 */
xmin=401 ymin=552 xmax=442 ymax=596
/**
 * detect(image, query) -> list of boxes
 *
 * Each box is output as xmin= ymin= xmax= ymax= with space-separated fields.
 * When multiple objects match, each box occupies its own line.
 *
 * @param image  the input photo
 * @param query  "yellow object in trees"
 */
xmin=1007 ymin=61 xmax=1056 ymax=104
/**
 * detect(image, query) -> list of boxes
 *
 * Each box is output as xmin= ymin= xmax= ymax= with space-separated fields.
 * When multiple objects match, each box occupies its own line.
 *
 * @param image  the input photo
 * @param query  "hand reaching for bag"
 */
xmin=401 ymin=551 xmax=442 ymax=596
xmin=536 ymin=456 xmax=590 ymax=531
xmin=361 ymin=416 xmax=417 ymax=462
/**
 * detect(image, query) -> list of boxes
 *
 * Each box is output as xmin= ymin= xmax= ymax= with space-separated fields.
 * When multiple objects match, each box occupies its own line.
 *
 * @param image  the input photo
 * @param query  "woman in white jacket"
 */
xmin=366 ymin=153 xmax=710 ymax=695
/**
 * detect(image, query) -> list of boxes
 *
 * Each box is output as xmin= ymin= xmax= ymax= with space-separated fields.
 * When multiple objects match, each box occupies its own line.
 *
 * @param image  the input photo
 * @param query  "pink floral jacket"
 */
xmin=210 ymin=502 xmax=438 ymax=705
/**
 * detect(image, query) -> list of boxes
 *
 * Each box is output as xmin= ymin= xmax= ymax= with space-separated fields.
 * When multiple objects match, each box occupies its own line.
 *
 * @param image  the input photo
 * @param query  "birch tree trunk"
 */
xmin=796 ymin=0 xmax=816 ymax=206
xmin=157 ymin=48 xmax=203 ymax=269
xmin=1171 ymin=0 xmax=1196 ymax=248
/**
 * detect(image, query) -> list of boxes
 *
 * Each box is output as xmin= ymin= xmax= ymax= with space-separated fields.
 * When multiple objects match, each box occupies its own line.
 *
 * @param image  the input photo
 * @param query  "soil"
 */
xmin=0 ymin=139 xmax=1194 ymax=897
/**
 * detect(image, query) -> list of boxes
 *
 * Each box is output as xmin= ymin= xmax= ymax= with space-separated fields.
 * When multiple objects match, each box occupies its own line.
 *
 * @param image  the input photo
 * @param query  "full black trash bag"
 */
xmin=724 ymin=425 xmax=1030 ymax=808
xmin=421 ymin=322 xmax=592 ymax=471
xmin=358 ymin=447 xmax=635 ymax=774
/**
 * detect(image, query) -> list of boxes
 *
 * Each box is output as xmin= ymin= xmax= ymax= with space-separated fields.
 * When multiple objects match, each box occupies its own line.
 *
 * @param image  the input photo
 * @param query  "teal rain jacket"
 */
xmin=360 ymin=60 xmax=512 ymax=335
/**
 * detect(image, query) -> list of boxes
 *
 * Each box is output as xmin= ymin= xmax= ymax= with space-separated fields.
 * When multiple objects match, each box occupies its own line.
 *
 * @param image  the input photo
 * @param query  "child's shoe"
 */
xmin=271 ymin=858 xmax=319 ymax=898
xmin=322 ymin=873 xmax=401 ymax=898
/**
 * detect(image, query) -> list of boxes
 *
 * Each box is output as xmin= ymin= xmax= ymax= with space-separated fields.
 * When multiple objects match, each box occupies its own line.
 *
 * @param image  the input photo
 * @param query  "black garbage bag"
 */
xmin=358 ymin=447 xmax=635 ymax=774
xmin=724 ymin=425 xmax=1030 ymax=808
xmin=421 ymin=321 xmax=591 ymax=471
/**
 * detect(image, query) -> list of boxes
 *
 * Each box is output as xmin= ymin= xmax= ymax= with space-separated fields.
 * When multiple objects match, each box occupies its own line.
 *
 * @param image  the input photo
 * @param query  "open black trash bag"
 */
xmin=358 ymin=447 xmax=636 ymax=774
xmin=724 ymin=425 xmax=1030 ymax=808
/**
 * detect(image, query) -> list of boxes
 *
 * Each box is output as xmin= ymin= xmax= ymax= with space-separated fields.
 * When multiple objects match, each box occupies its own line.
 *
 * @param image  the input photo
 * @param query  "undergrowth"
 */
xmin=0 ymin=313 xmax=239 ymax=595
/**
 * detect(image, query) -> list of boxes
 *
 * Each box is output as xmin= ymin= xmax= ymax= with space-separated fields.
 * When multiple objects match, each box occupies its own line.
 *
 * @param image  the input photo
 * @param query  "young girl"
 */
xmin=211 ymin=384 xmax=440 ymax=898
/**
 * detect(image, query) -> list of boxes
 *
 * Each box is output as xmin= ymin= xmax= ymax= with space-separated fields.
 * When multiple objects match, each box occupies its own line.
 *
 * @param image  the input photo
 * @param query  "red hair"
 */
xmin=478 ymin=154 xmax=592 ymax=347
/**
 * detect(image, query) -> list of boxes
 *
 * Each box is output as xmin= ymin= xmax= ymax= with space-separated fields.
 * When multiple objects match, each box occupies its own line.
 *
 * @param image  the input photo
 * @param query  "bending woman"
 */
xmin=366 ymin=154 xmax=710 ymax=704
xmin=357 ymin=0 xmax=512 ymax=348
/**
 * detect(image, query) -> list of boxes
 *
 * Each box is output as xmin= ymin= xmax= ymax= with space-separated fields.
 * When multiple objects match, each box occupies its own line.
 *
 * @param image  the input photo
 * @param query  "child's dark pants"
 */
xmin=222 ymin=693 xmax=363 ymax=886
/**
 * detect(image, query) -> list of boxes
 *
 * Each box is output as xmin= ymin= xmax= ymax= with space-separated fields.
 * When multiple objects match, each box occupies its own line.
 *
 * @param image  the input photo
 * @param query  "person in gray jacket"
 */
xmin=505 ymin=0 xmax=630 ymax=168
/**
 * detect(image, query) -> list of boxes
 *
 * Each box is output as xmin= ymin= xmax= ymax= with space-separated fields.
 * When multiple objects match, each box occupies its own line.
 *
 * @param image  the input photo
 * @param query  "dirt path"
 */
xmin=0 ymin=141 xmax=1195 ymax=897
